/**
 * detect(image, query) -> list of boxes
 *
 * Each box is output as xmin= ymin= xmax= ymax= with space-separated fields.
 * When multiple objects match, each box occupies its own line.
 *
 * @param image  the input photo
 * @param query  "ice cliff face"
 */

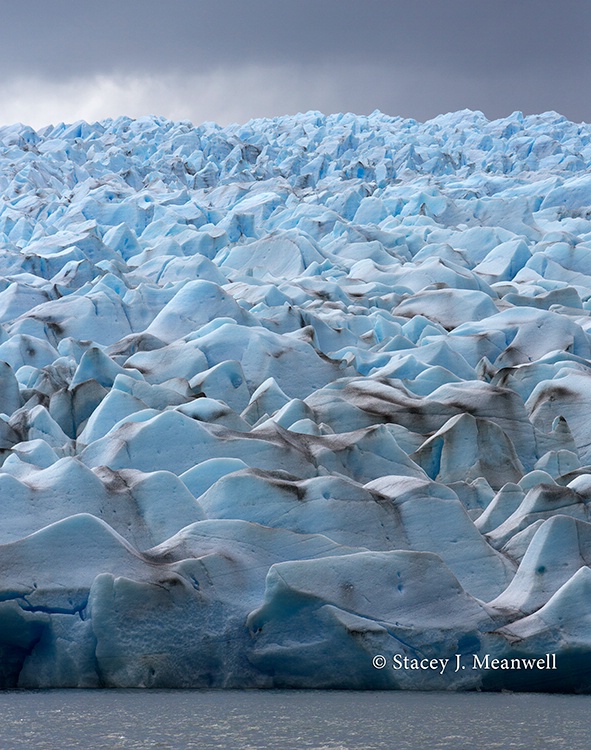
xmin=1 ymin=109 xmax=591 ymax=689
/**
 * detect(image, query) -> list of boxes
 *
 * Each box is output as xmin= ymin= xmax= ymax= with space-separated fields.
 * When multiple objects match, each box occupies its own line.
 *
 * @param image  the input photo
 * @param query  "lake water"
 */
xmin=0 ymin=690 xmax=589 ymax=750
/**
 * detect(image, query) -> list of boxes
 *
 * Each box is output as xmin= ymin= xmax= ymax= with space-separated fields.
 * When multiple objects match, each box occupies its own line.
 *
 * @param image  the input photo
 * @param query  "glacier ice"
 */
xmin=0 ymin=109 xmax=591 ymax=690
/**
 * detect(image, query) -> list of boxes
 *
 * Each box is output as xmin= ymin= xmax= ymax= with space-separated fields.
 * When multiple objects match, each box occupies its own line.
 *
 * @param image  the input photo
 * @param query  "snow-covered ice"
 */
xmin=0 ymin=109 xmax=591 ymax=689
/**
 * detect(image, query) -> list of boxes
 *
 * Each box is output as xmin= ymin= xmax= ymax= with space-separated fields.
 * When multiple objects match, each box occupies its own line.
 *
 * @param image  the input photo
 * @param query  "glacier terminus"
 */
xmin=0 ymin=109 xmax=590 ymax=690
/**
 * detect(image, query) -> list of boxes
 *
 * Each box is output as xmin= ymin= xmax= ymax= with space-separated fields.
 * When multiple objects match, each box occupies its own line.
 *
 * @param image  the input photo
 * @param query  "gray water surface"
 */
xmin=0 ymin=690 xmax=589 ymax=750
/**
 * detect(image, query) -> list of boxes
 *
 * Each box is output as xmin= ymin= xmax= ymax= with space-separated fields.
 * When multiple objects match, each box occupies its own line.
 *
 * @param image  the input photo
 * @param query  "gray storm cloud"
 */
xmin=0 ymin=0 xmax=588 ymax=126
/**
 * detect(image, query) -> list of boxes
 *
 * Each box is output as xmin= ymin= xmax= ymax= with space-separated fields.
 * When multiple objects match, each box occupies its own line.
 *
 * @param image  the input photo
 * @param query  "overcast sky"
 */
xmin=0 ymin=0 xmax=588 ymax=128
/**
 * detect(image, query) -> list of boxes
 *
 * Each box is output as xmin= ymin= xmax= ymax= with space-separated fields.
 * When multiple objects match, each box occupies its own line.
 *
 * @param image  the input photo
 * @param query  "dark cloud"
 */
xmin=0 ymin=0 xmax=589 ymax=123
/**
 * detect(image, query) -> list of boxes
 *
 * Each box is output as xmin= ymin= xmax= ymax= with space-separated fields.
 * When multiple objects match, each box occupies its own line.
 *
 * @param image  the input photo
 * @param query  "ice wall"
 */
xmin=0 ymin=109 xmax=590 ymax=689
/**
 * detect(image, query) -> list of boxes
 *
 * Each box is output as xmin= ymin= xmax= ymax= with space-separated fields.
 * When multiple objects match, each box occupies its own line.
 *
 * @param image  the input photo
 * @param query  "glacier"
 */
xmin=0 ymin=109 xmax=591 ymax=690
